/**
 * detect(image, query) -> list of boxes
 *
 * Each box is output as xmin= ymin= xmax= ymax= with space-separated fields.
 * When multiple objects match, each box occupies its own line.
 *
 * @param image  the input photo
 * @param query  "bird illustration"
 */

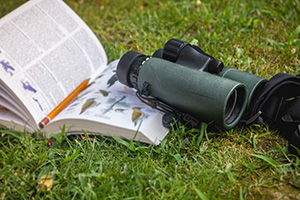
xmin=106 ymin=73 xmax=118 ymax=88
xmin=99 ymin=90 xmax=110 ymax=97
xmin=102 ymin=96 xmax=126 ymax=114
xmin=0 ymin=60 xmax=15 ymax=76
xmin=33 ymin=97 xmax=43 ymax=111
xmin=80 ymin=98 xmax=98 ymax=114
xmin=21 ymin=80 xmax=37 ymax=93
xmin=131 ymin=107 xmax=144 ymax=126
xmin=115 ymin=108 xmax=126 ymax=113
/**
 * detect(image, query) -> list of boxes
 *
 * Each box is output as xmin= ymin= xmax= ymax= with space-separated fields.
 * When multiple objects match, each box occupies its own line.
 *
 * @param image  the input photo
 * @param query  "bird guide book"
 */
xmin=0 ymin=0 xmax=168 ymax=145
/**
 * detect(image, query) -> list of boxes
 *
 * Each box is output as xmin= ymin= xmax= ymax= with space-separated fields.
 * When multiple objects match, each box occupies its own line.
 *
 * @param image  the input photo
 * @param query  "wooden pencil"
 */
xmin=39 ymin=78 xmax=91 ymax=128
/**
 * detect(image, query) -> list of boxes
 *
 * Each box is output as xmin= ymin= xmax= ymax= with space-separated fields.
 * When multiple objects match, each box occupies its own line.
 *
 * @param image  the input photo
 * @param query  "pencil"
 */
xmin=39 ymin=78 xmax=91 ymax=128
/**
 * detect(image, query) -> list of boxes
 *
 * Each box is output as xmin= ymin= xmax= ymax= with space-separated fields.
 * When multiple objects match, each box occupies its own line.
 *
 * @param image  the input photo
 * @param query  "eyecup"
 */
xmin=210 ymin=59 xmax=224 ymax=74
xmin=116 ymin=51 xmax=143 ymax=87
xmin=163 ymin=39 xmax=189 ymax=62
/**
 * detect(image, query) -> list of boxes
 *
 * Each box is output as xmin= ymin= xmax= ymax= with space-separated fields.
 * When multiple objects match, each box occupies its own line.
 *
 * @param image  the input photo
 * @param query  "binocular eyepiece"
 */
xmin=153 ymin=38 xmax=224 ymax=74
xmin=116 ymin=51 xmax=149 ymax=89
xmin=116 ymin=39 xmax=267 ymax=129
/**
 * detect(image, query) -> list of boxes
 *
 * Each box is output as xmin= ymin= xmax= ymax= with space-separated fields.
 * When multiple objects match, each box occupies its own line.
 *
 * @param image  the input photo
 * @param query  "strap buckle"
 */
xmin=246 ymin=111 xmax=262 ymax=125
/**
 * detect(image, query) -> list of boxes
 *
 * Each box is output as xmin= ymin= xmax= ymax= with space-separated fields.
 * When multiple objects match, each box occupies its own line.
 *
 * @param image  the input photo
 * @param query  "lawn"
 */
xmin=1 ymin=0 xmax=300 ymax=199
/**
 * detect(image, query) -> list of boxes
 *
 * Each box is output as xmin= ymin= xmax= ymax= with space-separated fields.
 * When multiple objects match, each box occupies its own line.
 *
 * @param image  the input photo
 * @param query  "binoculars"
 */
xmin=116 ymin=39 xmax=267 ymax=129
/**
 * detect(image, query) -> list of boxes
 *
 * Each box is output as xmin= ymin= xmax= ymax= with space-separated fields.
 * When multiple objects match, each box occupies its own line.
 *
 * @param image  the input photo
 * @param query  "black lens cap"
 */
xmin=116 ymin=51 xmax=144 ymax=87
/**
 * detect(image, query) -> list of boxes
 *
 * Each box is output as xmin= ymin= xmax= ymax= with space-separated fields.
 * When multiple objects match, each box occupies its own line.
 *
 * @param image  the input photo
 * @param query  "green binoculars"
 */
xmin=117 ymin=39 xmax=267 ymax=129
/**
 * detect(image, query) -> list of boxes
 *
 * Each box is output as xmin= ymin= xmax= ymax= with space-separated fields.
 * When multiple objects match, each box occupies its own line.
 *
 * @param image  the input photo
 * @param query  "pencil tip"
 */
xmin=39 ymin=123 xmax=44 ymax=129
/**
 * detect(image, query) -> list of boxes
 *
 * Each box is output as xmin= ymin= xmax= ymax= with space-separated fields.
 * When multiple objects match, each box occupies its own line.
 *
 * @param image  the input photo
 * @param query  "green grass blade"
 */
xmin=251 ymin=154 xmax=280 ymax=168
xmin=193 ymin=184 xmax=209 ymax=200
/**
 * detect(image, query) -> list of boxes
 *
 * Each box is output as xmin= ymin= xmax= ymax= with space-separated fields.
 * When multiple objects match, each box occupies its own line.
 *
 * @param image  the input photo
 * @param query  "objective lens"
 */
xmin=225 ymin=90 xmax=237 ymax=121
xmin=224 ymin=87 xmax=245 ymax=125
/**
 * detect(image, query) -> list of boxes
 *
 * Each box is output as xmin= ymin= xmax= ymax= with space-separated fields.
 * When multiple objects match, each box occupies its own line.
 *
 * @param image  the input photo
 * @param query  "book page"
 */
xmin=46 ymin=60 xmax=168 ymax=144
xmin=0 ymin=83 xmax=29 ymax=119
xmin=0 ymin=106 xmax=34 ymax=132
xmin=0 ymin=0 xmax=107 ymax=128
xmin=0 ymin=96 xmax=26 ymax=120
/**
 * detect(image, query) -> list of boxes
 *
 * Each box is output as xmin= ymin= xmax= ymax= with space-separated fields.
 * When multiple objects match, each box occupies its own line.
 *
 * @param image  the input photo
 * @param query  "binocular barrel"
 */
xmin=154 ymin=39 xmax=267 ymax=112
xmin=218 ymin=67 xmax=267 ymax=110
xmin=117 ymin=51 xmax=247 ymax=129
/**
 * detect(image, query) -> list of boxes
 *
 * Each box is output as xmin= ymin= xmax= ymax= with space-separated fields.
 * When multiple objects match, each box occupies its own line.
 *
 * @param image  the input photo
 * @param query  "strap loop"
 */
xmin=246 ymin=73 xmax=300 ymax=155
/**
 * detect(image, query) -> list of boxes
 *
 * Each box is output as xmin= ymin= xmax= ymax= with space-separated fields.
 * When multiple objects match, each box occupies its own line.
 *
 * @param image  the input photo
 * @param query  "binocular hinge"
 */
xmin=136 ymin=91 xmax=202 ymax=128
xmin=136 ymin=91 xmax=175 ymax=113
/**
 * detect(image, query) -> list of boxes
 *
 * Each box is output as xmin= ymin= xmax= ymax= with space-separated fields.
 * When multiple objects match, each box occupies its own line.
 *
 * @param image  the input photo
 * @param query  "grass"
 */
xmin=1 ymin=0 xmax=300 ymax=199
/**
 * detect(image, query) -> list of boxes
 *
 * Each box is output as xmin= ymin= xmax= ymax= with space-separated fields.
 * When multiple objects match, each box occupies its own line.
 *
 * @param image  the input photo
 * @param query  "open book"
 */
xmin=0 ymin=0 xmax=168 ymax=145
